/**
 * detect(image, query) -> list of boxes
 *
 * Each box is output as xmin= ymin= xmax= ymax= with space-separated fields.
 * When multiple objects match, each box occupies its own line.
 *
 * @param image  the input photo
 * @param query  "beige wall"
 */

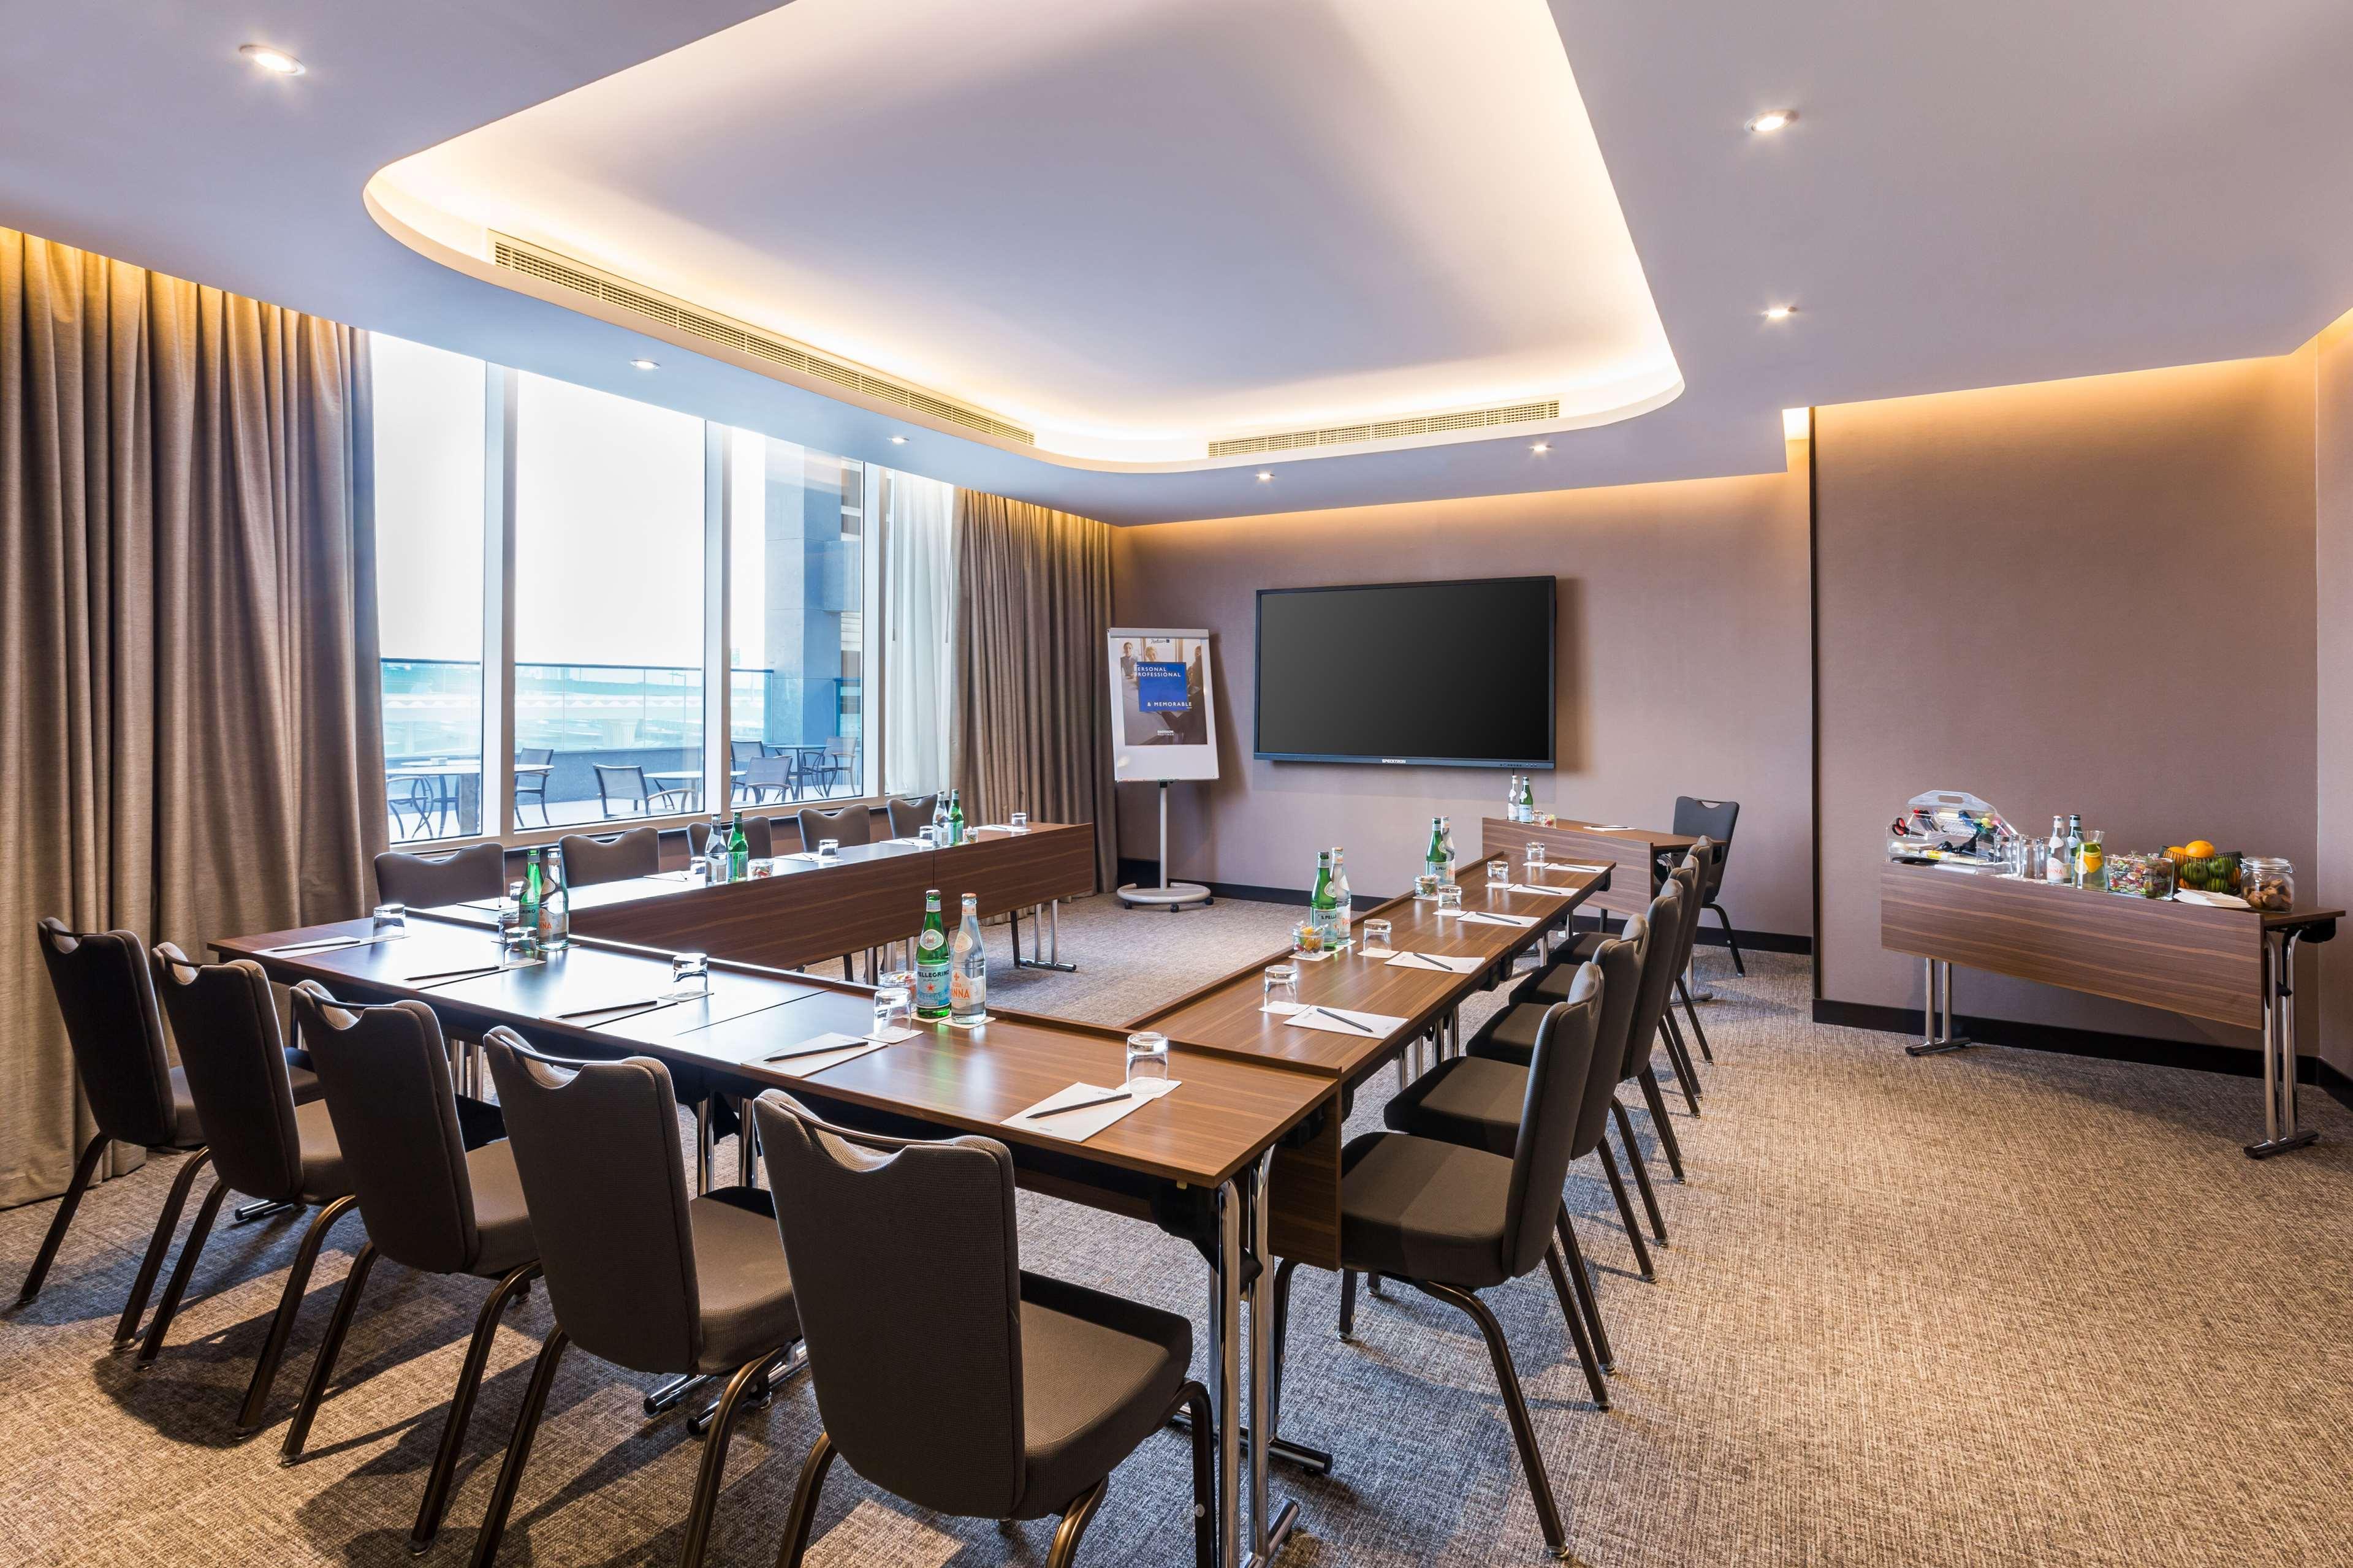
xmin=2317 ymin=311 xmax=2353 ymax=1073
xmin=1109 ymin=463 xmax=1815 ymax=931
xmin=1814 ymin=353 xmax=2320 ymax=1051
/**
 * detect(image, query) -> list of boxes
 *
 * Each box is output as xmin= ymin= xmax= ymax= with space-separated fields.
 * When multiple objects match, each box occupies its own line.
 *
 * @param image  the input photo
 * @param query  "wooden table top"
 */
xmin=1485 ymin=816 xmax=1699 ymax=852
xmin=1126 ymin=861 xmax=1608 ymax=1081
xmin=216 ymin=916 xmax=1329 ymax=1190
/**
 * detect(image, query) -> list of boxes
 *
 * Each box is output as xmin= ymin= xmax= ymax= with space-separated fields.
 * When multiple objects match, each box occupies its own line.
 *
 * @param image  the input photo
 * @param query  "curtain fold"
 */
xmin=2 ymin=229 xmax=384 ymax=1210
xmin=950 ymin=491 xmax=1117 ymax=890
xmin=877 ymin=466 xmax=956 ymax=798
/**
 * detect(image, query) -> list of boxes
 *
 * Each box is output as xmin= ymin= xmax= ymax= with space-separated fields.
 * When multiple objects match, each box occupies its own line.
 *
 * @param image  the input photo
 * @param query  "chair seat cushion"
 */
xmin=1015 ymin=1271 xmax=1193 ymax=1518
xmin=295 ymin=1097 xmax=350 ymax=1204
xmin=1337 ymin=1132 xmax=1511 ymax=1290
xmin=1511 ymin=943 xmax=1602 ymax=1005
xmin=688 ymin=1187 xmax=799 ymax=1373
xmin=464 ymin=1140 xmax=538 ymax=1279
xmin=286 ymin=1047 xmax=322 ymax=1105
xmin=1382 ymin=1056 xmax=1527 ymax=1158
xmin=1467 ymin=1002 xmax=1549 ymax=1068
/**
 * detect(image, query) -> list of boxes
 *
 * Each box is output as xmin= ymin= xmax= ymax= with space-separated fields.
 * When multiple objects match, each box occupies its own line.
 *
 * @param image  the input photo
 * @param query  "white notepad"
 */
xmin=753 ymin=1029 xmax=910 ymax=1077
xmin=1448 ymin=909 xmax=1540 ymax=928
xmin=1384 ymin=950 xmax=1486 ymax=975
xmin=1006 ymin=1078 xmax=1179 ymax=1142
xmin=1262 ymin=1002 xmax=1404 ymax=1037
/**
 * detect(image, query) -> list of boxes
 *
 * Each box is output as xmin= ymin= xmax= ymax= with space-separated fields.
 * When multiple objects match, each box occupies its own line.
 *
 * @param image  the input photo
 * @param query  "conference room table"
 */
xmin=216 ymin=911 xmax=1328 ymax=1568
xmin=1480 ymin=816 xmax=1696 ymax=923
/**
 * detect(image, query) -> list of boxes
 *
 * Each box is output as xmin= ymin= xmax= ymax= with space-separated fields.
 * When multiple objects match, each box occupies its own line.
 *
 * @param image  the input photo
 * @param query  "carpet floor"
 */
xmin=6 ymin=893 xmax=2352 ymax=1567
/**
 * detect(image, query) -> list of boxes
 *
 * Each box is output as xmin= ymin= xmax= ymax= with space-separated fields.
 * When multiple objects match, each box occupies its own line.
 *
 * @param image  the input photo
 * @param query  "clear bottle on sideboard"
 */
xmin=2045 ymin=815 xmax=2069 ymax=882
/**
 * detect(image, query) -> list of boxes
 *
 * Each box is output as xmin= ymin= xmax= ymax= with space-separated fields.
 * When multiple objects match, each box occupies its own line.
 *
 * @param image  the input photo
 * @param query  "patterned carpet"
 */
xmin=5 ymin=893 xmax=2352 ymax=1567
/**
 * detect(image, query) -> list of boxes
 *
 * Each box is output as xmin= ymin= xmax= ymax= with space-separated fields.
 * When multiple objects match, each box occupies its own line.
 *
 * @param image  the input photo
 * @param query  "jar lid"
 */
xmin=2243 ymin=855 xmax=2292 ymax=870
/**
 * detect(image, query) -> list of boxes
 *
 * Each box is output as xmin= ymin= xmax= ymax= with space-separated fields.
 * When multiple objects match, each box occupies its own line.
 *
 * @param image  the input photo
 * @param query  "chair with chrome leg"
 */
xmin=278 ymin=991 xmax=539 ymax=1553
xmin=1491 ymin=880 xmax=1689 ymax=1244
xmin=754 ymin=1091 xmax=1215 ymax=1568
xmin=1271 ymin=968 xmax=1608 ymax=1561
xmin=556 ymin=825 xmax=660 ymax=888
xmin=143 ymin=947 xmax=356 ymax=1430
xmin=473 ymin=1030 xmax=800 ymax=1568
xmin=15 ymin=919 xmax=286 ymax=1341
xmin=1385 ymin=920 xmax=1649 ymax=1376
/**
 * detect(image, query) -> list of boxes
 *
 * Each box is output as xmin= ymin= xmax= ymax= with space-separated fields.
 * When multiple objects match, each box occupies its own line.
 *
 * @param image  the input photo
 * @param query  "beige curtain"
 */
xmin=1 ymin=230 xmax=385 ymax=1210
xmin=951 ymin=491 xmax=1117 ymax=890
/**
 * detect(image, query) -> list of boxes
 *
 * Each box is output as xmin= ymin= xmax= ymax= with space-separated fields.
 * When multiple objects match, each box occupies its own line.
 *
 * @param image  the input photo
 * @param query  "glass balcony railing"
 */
xmin=381 ymin=658 xmax=862 ymax=840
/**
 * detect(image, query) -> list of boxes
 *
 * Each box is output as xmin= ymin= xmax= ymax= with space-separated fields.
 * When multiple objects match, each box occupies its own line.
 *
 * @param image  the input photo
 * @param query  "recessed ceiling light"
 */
xmin=1255 ymin=471 xmax=1274 ymax=482
xmin=1782 ymin=407 xmax=1812 ymax=440
xmin=1530 ymin=442 xmax=1550 ymax=454
xmin=1763 ymin=305 xmax=1796 ymax=322
xmin=239 ymin=44 xmax=305 ymax=76
xmin=889 ymin=434 xmax=908 ymax=444
xmin=628 ymin=357 xmax=660 ymax=370
xmin=1745 ymin=109 xmax=1796 ymax=134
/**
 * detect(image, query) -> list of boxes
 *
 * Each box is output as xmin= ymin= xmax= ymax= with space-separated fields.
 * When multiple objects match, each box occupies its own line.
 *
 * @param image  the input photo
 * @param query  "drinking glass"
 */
xmin=750 ymin=858 xmax=774 ymax=878
xmin=818 ymin=838 xmax=840 ymax=861
xmin=1125 ymin=1031 xmax=1170 ymax=1084
xmin=1263 ymin=963 xmax=1299 ymax=1008
xmin=671 ymin=952 xmax=711 ymax=995
xmin=498 ymin=886 xmax=530 ymax=953
xmin=1009 ymin=811 xmax=1030 ymax=833
xmin=1486 ymin=859 xmax=1510 ymax=891
xmin=1437 ymin=884 xmax=1464 ymax=912
xmin=372 ymin=902 xmax=406 ymax=934
xmin=875 ymin=971 xmax=914 ymax=1031
xmin=2013 ymin=838 xmax=2043 ymax=878
xmin=917 ymin=826 xmax=937 ymax=849
xmin=1415 ymin=873 xmax=1440 ymax=900
xmin=1526 ymin=841 xmax=1545 ymax=868
xmin=1361 ymin=917 xmax=1393 ymax=952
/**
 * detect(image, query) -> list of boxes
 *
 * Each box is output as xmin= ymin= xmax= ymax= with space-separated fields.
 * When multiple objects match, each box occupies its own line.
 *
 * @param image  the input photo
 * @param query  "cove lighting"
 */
xmin=239 ymin=45 xmax=305 ymax=76
xmin=1746 ymin=109 xmax=1795 ymax=134
xmin=1782 ymin=407 xmax=1811 ymax=440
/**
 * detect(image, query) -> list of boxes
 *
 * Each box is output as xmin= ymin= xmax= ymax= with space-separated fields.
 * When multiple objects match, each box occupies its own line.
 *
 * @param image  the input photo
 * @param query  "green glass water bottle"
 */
xmin=1310 ymin=850 xmax=1340 ymax=945
xmin=729 ymin=810 xmax=750 ymax=880
xmin=520 ymin=847 xmax=544 ymax=958
xmin=948 ymin=790 xmax=967 ymax=846
xmin=914 ymin=889 xmax=951 ymax=1018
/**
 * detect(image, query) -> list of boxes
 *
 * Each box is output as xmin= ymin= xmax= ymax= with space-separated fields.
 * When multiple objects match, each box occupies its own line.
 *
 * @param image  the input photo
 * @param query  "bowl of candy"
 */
xmin=2102 ymin=852 xmax=2175 ymax=900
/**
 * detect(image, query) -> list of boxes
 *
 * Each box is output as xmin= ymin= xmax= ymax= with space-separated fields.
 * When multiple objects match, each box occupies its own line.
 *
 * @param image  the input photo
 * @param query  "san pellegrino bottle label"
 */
xmin=951 ymin=892 xmax=988 ymax=1023
xmin=1425 ymin=817 xmax=1446 ymax=884
xmin=915 ymin=889 xmax=951 ymax=1017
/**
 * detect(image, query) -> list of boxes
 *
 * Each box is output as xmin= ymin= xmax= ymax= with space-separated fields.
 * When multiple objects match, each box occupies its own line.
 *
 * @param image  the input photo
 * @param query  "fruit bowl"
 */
xmin=2164 ymin=841 xmax=2241 ymax=896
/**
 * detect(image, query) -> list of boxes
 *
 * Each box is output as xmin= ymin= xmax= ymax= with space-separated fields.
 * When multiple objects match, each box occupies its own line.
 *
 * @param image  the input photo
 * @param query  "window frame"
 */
xmin=377 ymin=354 xmax=884 ymax=852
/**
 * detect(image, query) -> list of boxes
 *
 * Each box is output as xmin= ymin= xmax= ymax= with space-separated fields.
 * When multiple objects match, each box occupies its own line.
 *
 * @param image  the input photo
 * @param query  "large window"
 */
xmin=515 ymin=373 xmax=707 ymax=826
xmin=369 ymin=336 xmax=902 ymax=844
xmin=373 ymin=335 xmax=487 ymax=843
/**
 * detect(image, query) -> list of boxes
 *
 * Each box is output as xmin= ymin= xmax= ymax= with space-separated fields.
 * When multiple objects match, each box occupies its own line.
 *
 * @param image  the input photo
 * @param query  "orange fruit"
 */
xmin=2185 ymin=839 xmax=2216 ymax=859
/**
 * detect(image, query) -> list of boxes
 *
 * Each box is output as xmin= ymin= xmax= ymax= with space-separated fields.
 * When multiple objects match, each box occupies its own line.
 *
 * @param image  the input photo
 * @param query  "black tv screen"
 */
xmin=1255 ymin=577 xmax=1555 ymax=767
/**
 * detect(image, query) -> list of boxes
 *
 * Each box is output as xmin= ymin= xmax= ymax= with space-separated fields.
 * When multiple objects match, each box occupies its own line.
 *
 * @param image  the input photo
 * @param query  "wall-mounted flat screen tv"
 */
xmin=1254 ymin=576 xmax=1555 ymax=768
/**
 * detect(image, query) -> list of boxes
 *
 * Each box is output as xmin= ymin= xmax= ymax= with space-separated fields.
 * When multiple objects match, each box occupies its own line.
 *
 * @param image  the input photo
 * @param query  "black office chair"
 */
xmin=755 ymin=1092 xmax=1214 ymax=1568
xmin=144 ymin=949 xmax=356 ymax=1430
xmin=1271 ymin=968 xmax=1608 ymax=1561
xmin=473 ymin=1031 xmax=800 ymax=1568
xmin=375 ymin=842 xmax=506 ymax=909
xmin=1670 ymin=797 xmax=1743 ymax=974
xmin=689 ymin=815 xmax=775 ymax=862
xmin=557 ymin=826 xmax=660 ymax=887
xmin=796 ymin=803 xmax=873 ymax=852
xmin=594 ymin=762 xmax=693 ymax=819
xmin=884 ymin=795 xmax=938 ymax=839
xmin=17 ymin=920 xmax=261 ymax=1343
xmin=1386 ymin=921 xmax=1649 ymax=1364
xmin=279 ymin=991 xmax=539 ymax=1547
xmin=514 ymin=748 xmax=555 ymax=827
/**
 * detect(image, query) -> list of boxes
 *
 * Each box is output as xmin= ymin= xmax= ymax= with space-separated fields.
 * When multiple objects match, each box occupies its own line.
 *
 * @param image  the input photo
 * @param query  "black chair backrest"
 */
xmin=1572 ymin=917 xmax=1646 ymax=1159
xmin=374 ymin=843 xmax=506 ymax=909
xmin=1668 ymin=846 xmax=1709 ymax=971
xmin=797 ymin=804 xmax=873 ymax=850
xmin=482 ymin=1029 xmax=701 ymax=1374
xmin=558 ymin=827 xmax=660 ymax=887
xmin=752 ymin=1091 xmax=1025 ymax=1519
xmin=36 ymin=919 xmax=180 ymax=1148
xmin=688 ymin=816 xmax=775 ymax=861
xmin=1502 ymin=962 xmax=1605 ymax=1280
xmin=1672 ymin=798 xmax=1738 ymax=896
xmin=151 ymin=945 xmax=308 ymax=1202
xmin=1617 ymin=881 xmax=1685 ymax=1083
xmin=885 ymin=796 xmax=938 ymax=839
xmin=293 ymin=989 xmax=486 ymax=1275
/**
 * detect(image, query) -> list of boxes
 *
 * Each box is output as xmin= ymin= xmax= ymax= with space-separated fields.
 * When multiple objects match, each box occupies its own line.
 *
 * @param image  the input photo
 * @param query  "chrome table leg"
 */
xmin=1906 ymin=958 xmax=1974 ymax=1056
xmin=1211 ymin=1179 xmax=1242 ymax=1568
xmin=2247 ymin=928 xmax=2321 ymax=1159
xmin=1245 ymin=1150 xmax=1300 ymax=1564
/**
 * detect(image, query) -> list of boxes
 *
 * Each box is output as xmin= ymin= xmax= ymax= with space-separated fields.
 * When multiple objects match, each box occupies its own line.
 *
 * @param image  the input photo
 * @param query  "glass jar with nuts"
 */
xmin=2240 ymin=857 xmax=2294 ymax=913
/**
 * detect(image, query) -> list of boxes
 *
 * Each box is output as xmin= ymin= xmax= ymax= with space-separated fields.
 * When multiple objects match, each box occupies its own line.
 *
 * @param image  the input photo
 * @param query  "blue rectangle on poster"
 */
xmin=1136 ymin=661 xmax=1189 ymax=711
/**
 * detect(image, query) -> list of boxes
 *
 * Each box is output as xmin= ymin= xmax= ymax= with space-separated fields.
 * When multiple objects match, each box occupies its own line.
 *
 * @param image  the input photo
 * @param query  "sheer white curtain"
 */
xmin=878 ymin=466 xmax=957 ymax=796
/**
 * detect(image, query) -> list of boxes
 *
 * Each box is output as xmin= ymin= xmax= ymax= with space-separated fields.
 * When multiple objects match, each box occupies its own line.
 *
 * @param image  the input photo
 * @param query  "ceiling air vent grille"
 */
xmin=489 ymin=235 xmax=1035 ymax=446
xmin=1208 ymin=400 xmax=1561 ymax=458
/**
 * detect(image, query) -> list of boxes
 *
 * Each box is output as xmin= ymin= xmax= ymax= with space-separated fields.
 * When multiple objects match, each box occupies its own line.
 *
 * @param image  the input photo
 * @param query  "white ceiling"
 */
xmin=373 ymin=0 xmax=1681 ymax=464
xmin=6 ymin=1 xmax=2353 ymax=524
